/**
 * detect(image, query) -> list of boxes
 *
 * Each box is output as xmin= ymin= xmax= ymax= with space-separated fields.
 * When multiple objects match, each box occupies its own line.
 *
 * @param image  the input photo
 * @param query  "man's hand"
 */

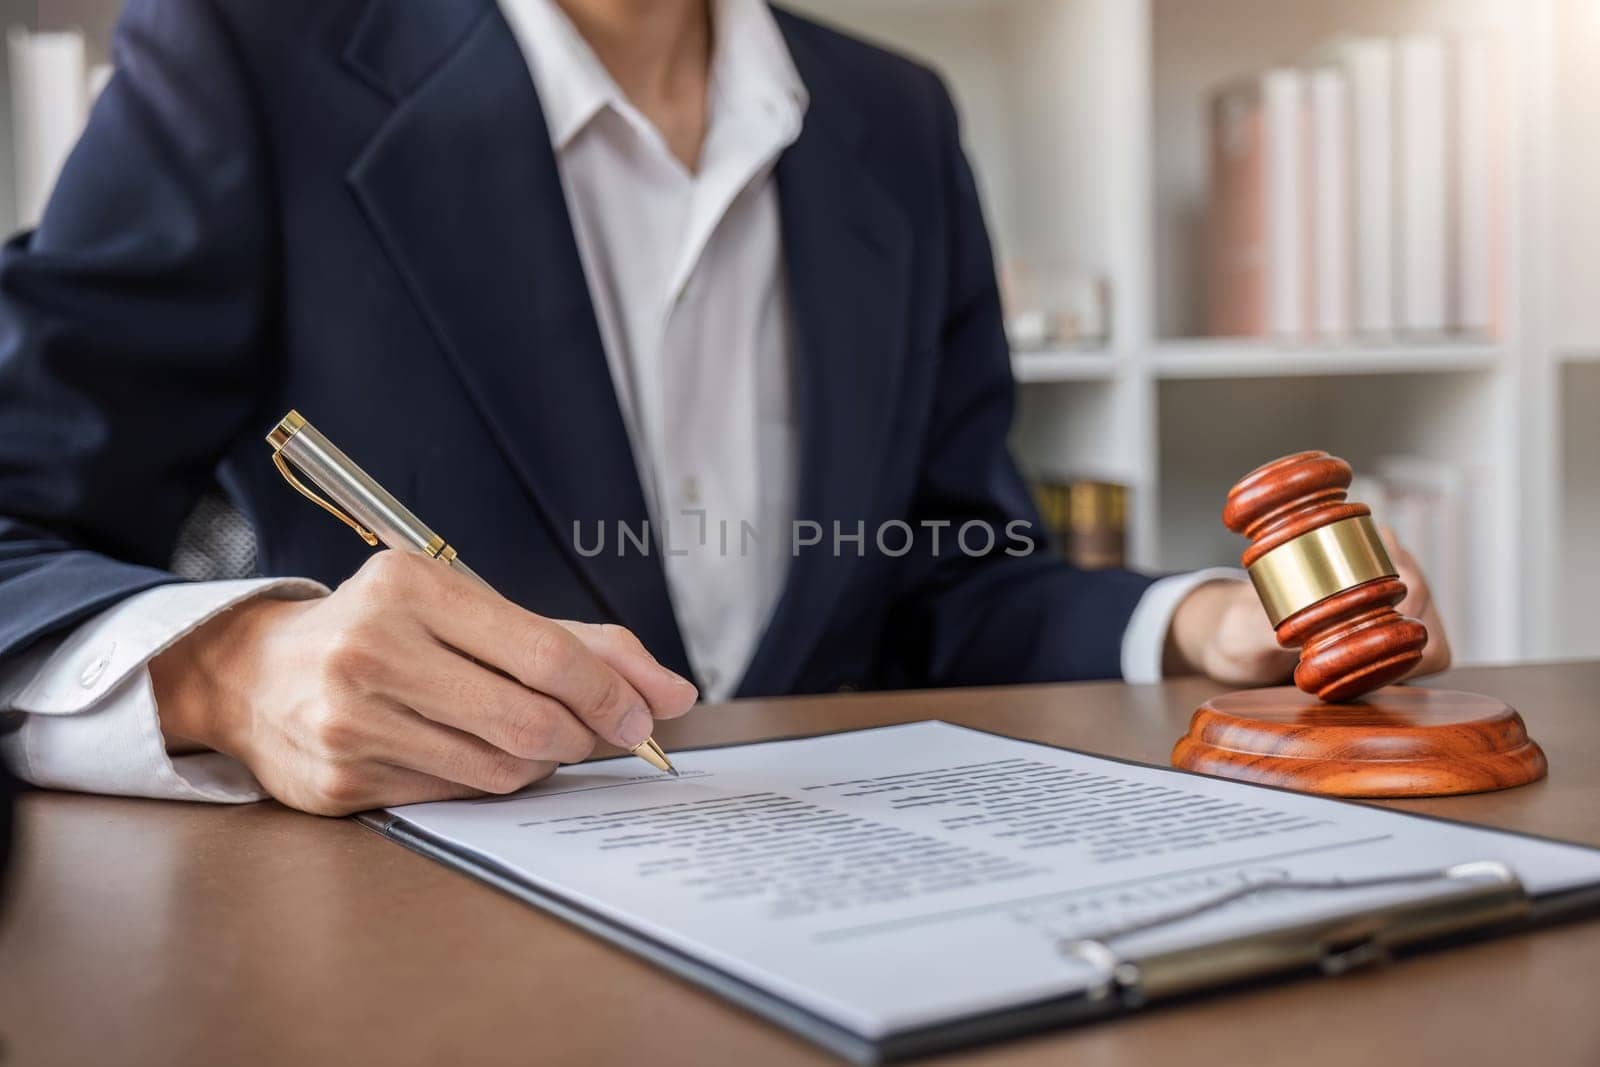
xmin=1165 ymin=529 xmax=1453 ymax=687
xmin=151 ymin=551 xmax=699 ymax=815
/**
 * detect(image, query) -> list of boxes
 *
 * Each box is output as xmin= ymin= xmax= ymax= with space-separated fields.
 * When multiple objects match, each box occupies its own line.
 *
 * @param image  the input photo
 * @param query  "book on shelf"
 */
xmin=1396 ymin=35 xmax=1448 ymax=335
xmin=1030 ymin=478 xmax=1127 ymax=571
xmin=1204 ymin=32 xmax=1506 ymax=344
xmin=1308 ymin=66 xmax=1351 ymax=339
xmin=1205 ymin=70 xmax=1306 ymax=339
xmin=1261 ymin=69 xmax=1306 ymax=340
xmin=1325 ymin=36 xmax=1395 ymax=337
xmin=1452 ymin=33 xmax=1506 ymax=338
xmin=1204 ymin=84 xmax=1265 ymax=337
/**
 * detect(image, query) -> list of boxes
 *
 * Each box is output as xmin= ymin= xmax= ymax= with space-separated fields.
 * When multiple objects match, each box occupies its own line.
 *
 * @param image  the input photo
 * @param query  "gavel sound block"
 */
xmin=1171 ymin=451 xmax=1547 ymax=797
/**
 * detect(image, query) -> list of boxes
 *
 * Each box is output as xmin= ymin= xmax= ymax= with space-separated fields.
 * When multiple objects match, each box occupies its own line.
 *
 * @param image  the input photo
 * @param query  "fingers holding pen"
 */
xmin=413 ymin=556 xmax=692 ymax=749
xmin=364 ymin=707 xmax=560 ymax=798
xmin=375 ymin=639 xmax=599 ymax=764
xmin=271 ymin=674 xmax=560 ymax=813
xmin=556 ymin=620 xmax=700 ymax=721
xmin=155 ymin=549 xmax=695 ymax=817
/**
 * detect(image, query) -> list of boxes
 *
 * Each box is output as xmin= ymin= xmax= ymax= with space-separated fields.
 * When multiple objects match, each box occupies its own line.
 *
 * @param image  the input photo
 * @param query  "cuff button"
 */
xmin=79 ymin=642 xmax=116 ymax=689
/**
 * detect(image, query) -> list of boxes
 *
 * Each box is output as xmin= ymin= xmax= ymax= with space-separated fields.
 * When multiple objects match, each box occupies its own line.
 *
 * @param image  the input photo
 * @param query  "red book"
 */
xmin=1206 ymin=86 xmax=1267 ymax=335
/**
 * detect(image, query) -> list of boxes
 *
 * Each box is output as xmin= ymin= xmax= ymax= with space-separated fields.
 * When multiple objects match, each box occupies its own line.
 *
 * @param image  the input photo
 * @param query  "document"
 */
xmin=384 ymin=723 xmax=1600 ymax=1042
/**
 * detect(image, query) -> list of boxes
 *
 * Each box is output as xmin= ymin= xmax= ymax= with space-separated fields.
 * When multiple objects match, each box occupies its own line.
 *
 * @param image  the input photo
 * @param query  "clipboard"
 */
xmin=356 ymin=725 xmax=1600 ymax=1064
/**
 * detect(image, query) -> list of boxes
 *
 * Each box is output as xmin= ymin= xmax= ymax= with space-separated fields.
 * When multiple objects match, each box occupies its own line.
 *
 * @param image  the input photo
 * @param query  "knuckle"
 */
xmin=477 ymin=753 xmax=534 ymax=795
xmin=352 ymin=550 xmax=424 ymax=599
xmin=521 ymin=623 xmax=574 ymax=676
xmin=595 ymin=622 xmax=643 ymax=651
xmin=503 ymin=705 xmax=556 ymax=759
xmin=305 ymin=703 xmax=360 ymax=754
xmin=591 ymin=671 xmax=632 ymax=718
xmin=523 ymin=761 xmax=559 ymax=788
xmin=322 ymin=630 xmax=383 ymax=686
xmin=310 ymin=763 xmax=367 ymax=813
xmin=500 ymin=698 xmax=595 ymax=764
xmin=564 ymin=731 xmax=598 ymax=765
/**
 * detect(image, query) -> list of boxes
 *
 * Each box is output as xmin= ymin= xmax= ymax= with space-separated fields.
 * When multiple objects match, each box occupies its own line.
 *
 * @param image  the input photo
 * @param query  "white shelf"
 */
xmin=1011 ymin=347 xmax=1119 ymax=383
xmin=678 ymin=0 xmax=1600 ymax=660
xmin=1150 ymin=339 xmax=1502 ymax=379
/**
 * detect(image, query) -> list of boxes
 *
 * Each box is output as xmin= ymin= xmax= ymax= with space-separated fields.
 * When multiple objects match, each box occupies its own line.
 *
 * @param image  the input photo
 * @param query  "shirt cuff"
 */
xmin=1119 ymin=567 xmax=1246 ymax=685
xmin=0 ymin=577 xmax=328 ymax=802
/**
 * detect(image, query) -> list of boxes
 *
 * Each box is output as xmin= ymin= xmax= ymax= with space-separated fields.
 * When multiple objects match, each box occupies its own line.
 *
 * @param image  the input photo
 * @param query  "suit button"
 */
xmin=836 ymin=682 xmax=857 ymax=693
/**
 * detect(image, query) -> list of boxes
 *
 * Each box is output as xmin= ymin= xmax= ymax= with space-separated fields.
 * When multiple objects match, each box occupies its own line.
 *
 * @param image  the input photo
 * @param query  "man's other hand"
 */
xmin=1165 ymin=528 xmax=1452 ymax=688
xmin=151 ymin=551 xmax=699 ymax=815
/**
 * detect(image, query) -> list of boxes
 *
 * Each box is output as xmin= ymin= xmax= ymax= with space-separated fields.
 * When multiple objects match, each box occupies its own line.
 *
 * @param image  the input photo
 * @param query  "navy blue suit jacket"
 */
xmin=0 ymin=0 xmax=1155 ymax=698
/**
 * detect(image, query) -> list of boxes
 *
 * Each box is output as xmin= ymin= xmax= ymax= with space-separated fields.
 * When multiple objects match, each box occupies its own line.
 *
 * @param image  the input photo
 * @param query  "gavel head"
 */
xmin=1224 ymin=451 xmax=1428 ymax=702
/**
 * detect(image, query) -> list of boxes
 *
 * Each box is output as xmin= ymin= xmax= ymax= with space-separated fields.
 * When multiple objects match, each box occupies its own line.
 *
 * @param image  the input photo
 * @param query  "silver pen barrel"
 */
xmin=266 ymin=410 xmax=483 ymax=584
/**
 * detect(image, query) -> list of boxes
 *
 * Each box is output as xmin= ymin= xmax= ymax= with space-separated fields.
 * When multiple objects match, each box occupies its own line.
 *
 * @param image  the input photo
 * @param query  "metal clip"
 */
xmin=270 ymin=446 xmax=380 ymax=547
xmin=1054 ymin=861 xmax=1528 ymax=1005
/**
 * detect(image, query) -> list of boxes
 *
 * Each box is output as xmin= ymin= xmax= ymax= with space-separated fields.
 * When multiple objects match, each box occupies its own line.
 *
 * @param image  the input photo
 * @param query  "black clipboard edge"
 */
xmin=356 ymin=721 xmax=1600 ymax=1063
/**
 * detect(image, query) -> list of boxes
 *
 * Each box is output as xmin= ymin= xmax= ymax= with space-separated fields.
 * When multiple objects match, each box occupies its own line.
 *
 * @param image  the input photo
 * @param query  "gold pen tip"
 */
xmin=630 ymin=736 xmax=676 ymax=775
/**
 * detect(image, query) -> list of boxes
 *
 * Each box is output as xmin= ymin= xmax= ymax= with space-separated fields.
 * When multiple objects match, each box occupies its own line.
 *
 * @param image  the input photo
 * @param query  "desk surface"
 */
xmin=3 ymin=664 xmax=1599 ymax=1066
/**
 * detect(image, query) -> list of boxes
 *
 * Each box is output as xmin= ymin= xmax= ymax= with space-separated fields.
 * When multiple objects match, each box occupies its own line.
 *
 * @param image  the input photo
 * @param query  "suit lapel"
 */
xmin=342 ymin=1 xmax=691 ymax=675
xmin=341 ymin=4 xmax=915 ymax=694
xmin=738 ymin=20 xmax=915 ymax=696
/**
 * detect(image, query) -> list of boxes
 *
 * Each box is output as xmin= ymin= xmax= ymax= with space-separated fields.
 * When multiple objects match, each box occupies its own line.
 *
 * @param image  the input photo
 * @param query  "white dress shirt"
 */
xmin=499 ymin=0 xmax=804 ymax=703
xmin=0 ymin=0 xmax=1238 ymax=803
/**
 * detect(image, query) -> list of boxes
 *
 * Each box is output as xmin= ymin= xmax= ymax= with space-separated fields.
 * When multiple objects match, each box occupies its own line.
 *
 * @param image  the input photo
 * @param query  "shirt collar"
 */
xmin=497 ymin=0 xmax=808 ymax=153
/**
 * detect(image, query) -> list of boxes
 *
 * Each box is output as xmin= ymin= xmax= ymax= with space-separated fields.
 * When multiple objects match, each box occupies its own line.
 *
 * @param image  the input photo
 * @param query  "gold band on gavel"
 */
xmin=1246 ymin=515 xmax=1397 ymax=627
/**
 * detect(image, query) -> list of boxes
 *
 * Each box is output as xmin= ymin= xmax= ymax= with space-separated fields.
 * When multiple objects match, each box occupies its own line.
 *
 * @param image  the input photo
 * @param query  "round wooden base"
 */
xmin=1171 ymin=686 xmax=1548 ymax=798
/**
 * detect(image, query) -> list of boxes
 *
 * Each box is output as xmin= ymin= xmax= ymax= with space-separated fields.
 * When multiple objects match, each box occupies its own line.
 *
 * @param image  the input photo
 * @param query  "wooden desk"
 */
xmin=3 ymin=663 xmax=1599 ymax=1066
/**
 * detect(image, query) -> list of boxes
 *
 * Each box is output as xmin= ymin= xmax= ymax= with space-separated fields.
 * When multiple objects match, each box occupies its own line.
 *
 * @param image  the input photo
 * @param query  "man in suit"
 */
xmin=0 ymin=0 xmax=1447 ymax=815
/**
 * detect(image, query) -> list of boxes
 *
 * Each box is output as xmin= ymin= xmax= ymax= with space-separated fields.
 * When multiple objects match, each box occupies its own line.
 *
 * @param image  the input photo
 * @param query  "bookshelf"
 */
xmin=22 ymin=0 xmax=1600 ymax=664
xmin=785 ymin=0 xmax=1600 ymax=665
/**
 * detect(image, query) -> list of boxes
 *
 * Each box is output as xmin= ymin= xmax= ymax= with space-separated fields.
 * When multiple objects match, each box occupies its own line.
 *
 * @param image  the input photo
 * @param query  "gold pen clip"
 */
xmin=266 ymin=411 xmax=380 ymax=547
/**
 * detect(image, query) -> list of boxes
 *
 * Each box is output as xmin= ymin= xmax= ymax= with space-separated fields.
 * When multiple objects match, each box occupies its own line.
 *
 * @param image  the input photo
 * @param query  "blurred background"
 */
xmin=4 ymin=0 xmax=1598 ymax=666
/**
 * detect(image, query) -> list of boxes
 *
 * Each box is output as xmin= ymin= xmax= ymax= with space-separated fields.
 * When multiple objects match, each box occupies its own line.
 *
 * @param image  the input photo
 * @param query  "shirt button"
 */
xmin=702 ymin=666 xmax=722 ymax=690
xmin=80 ymin=642 xmax=116 ymax=688
xmin=682 ymin=475 xmax=701 ymax=506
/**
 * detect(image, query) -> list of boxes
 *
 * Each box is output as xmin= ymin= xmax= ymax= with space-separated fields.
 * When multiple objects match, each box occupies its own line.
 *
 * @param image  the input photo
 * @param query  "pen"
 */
xmin=265 ymin=410 xmax=679 ymax=778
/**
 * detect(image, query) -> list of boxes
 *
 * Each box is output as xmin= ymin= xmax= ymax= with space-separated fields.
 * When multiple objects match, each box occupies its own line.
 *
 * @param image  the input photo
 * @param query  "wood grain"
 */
xmin=1225 ymin=451 xmax=1426 ymax=702
xmin=1172 ymin=685 xmax=1548 ymax=797
xmin=1 ymin=664 xmax=1596 ymax=1067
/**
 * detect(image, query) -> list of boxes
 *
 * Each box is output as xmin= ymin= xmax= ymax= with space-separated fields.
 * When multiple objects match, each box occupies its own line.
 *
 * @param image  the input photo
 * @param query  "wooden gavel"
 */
xmin=1174 ymin=449 xmax=1544 ymax=798
xmin=1224 ymin=450 xmax=1429 ymax=702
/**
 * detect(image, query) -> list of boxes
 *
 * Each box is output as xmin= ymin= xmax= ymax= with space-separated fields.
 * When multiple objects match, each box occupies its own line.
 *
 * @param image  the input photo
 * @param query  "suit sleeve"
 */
xmin=0 ymin=0 xmax=273 ymax=663
xmin=884 ymin=74 xmax=1156 ymax=687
